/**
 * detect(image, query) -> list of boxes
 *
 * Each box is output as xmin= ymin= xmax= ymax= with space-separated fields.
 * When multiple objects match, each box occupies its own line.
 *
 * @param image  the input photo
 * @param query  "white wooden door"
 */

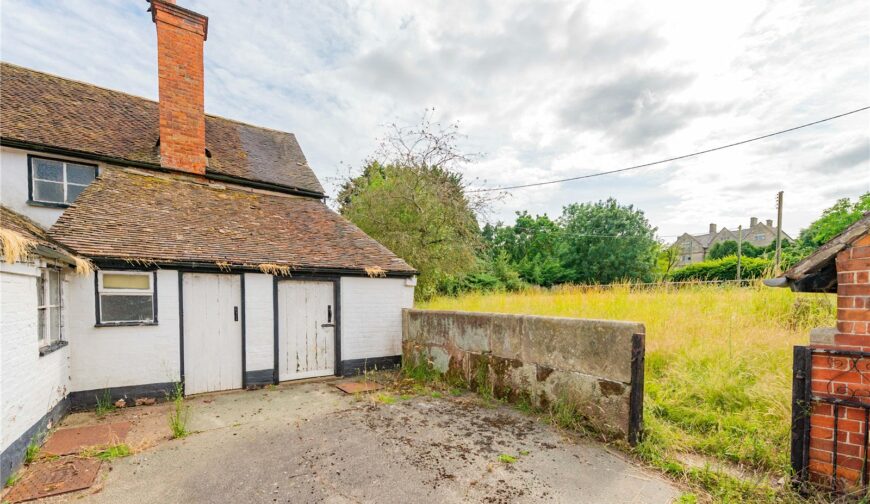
xmin=182 ymin=273 xmax=243 ymax=395
xmin=278 ymin=281 xmax=336 ymax=381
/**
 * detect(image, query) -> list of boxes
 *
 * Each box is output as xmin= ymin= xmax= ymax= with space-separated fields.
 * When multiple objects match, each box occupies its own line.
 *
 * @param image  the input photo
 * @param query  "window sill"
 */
xmin=39 ymin=340 xmax=68 ymax=357
xmin=95 ymin=321 xmax=158 ymax=327
xmin=27 ymin=200 xmax=70 ymax=209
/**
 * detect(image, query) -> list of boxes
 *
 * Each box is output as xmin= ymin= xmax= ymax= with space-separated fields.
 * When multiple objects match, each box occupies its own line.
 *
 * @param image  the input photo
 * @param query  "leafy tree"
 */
xmin=707 ymin=240 xmax=763 ymax=260
xmin=558 ymin=198 xmax=658 ymax=284
xmin=798 ymin=193 xmax=870 ymax=247
xmin=337 ymin=113 xmax=490 ymax=299
xmin=482 ymin=212 xmax=567 ymax=286
xmin=656 ymin=243 xmax=680 ymax=279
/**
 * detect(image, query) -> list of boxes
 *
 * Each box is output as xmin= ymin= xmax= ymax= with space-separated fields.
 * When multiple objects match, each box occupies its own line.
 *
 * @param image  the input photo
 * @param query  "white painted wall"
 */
xmin=0 ymin=147 xmax=105 ymax=229
xmin=340 ymin=277 xmax=415 ymax=360
xmin=66 ymin=270 xmax=181 ymax=392
xmin=0 ymin=262 xmax=70 ymax=451
xmin=243 ymin=273 xmax=273 ymax=372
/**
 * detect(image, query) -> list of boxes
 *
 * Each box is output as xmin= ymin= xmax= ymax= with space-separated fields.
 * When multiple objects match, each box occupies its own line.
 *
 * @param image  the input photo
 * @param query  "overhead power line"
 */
xmin=469 ymin=106 xmax=870 ymax=192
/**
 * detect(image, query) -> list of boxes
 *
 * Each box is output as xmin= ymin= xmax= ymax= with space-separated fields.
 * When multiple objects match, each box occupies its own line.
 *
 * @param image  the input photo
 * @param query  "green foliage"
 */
xmin=94 ymin=389 xmax=115 ymax=417
xmin=24 ymin=434 xmax=42 ymax=464
xmin=5 ymin=471 xmax=21 ymax=488
xmin=482 ymin=212 xmax=568 ymax=286
xmin=656 ymin=243 xmax=680 ymax=279
xmin=669 ymin=256 xmax=772 ymax=282
xmin=706 ymin=240 xmax=763 ymax=260
xmin=497 ymin=454 xmax=518 ymax=464
xmin=167 ymin=382 xmax=189 ymax=439
xmin=559 ymin=198 xmax=659 ymax=284
xmin=798 ymin=192 xmax=869 ymax=247
xmin=83 ymin=443 xmax=131 ymax=460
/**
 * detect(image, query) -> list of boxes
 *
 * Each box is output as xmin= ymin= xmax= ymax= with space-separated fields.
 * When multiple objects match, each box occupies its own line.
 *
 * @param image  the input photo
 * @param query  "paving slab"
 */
xmin=3 ymin=457 xmax=101 ymax=503
xmin=334 ymin=381 xmax=384 ymax=394
xmin=41 ymin=422 xmax=131 ymax=456
xmin=40 ymin=383 xmax=679 ymax=503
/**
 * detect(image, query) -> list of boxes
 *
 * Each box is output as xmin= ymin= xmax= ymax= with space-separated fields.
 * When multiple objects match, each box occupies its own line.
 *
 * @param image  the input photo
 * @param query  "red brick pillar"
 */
xmin=808 ymin=234 xmax=870 ymax=489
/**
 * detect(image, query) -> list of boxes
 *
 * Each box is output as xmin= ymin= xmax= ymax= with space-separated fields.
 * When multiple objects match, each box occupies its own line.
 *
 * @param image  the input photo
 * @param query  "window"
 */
xmin=37 ymin=268 xmax=63 ymax=348
xmin=29 ymin=156 xmax=96 ymax=206
xmin=97 ymin=271 xmax=156 ymax=324
xmin=755 ymin=234 xmax=766 ymax=241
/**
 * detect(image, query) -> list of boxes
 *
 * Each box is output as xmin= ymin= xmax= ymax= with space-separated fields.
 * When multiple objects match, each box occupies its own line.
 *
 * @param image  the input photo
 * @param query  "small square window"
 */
xmin=97 ymin=271 xmax=156 ymax=324
xmin=30 ymin=156 xmax=96 ymax=206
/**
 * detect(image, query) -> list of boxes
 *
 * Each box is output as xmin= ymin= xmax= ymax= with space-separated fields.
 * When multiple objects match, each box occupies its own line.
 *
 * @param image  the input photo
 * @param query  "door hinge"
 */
xmin=234 ymin=306 xmax=239 ymax=321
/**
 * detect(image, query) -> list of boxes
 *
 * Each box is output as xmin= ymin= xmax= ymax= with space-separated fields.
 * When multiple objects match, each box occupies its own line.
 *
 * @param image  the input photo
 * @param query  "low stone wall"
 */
xmin=402 ymin=309 xmax=645 ymax=444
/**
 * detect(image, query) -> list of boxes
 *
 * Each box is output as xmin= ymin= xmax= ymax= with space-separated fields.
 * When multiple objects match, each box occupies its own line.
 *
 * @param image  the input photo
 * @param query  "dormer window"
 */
xmin=29 ymin=155 xmax=97 ymax=206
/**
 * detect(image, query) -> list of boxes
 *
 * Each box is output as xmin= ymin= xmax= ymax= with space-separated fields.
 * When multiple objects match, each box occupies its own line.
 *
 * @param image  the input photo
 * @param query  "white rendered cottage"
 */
xmin=0 ymin=0 xmax=415 ymax=481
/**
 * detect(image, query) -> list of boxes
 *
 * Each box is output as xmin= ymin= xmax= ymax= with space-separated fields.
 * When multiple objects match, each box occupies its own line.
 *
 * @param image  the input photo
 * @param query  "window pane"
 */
xmin=49 ymin=306 xmax=61 ymax=343
xmin=66 ymin=163 xmax=95 ymax=185
xmin=33 ymin=158 xmax=63 ymax=181
xmin=101 ymin=295 xmax=153 ymax=322
xmin=33 ymin=180 xmax=64 ymax=203
xmin=102 ymin=273 xmax=150 ymax=290
xmin=38 ymin=309 xmax=46 ymax=343
xmin=37 ymin=273 xmax=45 ymax=306
xmin=48 ymin=270 xmax=61 ymax=306
xmin=66 ymin=184 xmax=87 ymax=203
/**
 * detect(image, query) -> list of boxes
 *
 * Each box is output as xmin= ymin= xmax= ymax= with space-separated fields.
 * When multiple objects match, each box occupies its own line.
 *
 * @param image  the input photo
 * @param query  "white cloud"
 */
xmin=1 ymin=0 xmax=867 ymax=239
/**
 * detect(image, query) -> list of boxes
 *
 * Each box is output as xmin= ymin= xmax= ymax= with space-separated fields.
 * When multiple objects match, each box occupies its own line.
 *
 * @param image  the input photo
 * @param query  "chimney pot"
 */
xmin=750 ymin=217 xmax=758 ymax=227
xmin=766 ymin=219 xmax=773 ymax=227
xmin=151 ymin=0 xmax=208 ymax=175
xmin=709 ymin=223 xmax=717 ymax=234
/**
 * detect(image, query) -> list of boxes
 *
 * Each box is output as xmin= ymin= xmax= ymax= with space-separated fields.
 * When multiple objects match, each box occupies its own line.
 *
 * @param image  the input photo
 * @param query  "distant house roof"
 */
xmin=0 ymin=205 xmax=79 ymax=265
xmin=765 ymin=213 xmax=870 ymax=293
xmin=49 ymin=168 xmax=416 ymax=276
xmin=0 ymin=63 xmax=324 ymax=196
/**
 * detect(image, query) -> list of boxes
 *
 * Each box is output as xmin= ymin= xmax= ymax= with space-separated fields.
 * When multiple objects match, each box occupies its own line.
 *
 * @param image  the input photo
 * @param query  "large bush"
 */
xmin=669 ymin=256 xmax=772 ymax=281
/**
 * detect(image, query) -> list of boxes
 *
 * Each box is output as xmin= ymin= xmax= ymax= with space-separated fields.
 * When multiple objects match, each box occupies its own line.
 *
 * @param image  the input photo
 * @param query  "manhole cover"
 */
xmin=4 ymin=457 xmax=101 ymax=503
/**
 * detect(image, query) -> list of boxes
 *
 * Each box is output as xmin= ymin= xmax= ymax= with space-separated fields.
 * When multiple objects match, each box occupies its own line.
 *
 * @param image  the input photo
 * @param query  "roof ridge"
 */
xmin=1 ymin=61 xmax=300 ymax=141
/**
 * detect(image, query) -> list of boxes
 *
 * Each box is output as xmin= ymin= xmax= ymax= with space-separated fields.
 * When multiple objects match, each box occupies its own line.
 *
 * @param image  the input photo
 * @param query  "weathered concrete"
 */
xmin=41 ymin=383 xmax=678 ymax=504
xmin=403 ymin=309 xmax=645 ymax=439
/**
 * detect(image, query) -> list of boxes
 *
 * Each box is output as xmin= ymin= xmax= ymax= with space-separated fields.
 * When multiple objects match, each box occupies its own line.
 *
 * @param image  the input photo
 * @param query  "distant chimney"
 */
xmin=150 ymin=0 xmax=208 ymax=175
xmin=709 ymin=223 xmax=717 ymax=234
xmin=766 ymin=219 xmax=773 ymax=227
xmin=750 ymin=217 xmax=758 ymax=227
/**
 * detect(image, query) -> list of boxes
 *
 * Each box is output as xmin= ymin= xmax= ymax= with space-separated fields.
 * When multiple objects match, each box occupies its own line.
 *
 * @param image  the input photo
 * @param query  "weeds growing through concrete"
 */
xmin=82 ymin=443 xmax=132 ymax=460
xmin=5 ymin=471 xmax=21 ymax=488
xmin=23 ymin=433 xmax=43 ymax=464
xmin=497 ymin=454 xmax=517 ymax=464
xmin=94 ymin=389 xmax=115 ymax=417
xmin=167 ymin=382 xmax=189 ymax=439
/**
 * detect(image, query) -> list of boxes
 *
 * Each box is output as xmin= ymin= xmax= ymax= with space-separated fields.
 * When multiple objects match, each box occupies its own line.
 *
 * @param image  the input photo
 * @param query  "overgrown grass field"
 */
xmin=419 ymin=283 xmax=836 ymax=502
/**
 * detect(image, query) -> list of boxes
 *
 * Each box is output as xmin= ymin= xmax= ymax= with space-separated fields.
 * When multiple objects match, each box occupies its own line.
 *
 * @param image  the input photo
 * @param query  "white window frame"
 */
xmin=755 ymin=234 xmax=766 ymax=241
xmin=37 ymin=267 xmax=63 ymax=348
xmin=29 ymin=155 xmax=97 ymax=206
xmin=97 ymin=271 xmax=156 ymax=325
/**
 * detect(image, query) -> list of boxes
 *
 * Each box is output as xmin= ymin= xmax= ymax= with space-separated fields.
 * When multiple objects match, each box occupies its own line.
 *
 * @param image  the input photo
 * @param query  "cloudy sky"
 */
xmin=2 ymin=0 xmax=868 ymax=239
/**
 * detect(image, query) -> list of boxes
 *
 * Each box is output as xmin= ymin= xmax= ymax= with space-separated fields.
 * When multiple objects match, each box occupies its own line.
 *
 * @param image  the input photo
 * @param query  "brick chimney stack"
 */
xmin=750 ymin=217 xmax=758 ymax=227
xmin=766 ymin=219 xmax=773 ymax=227
xmin=150 ymin=0 xmax=208 ymax=175
xmin=709 ymin=223 xmax=717 ymax=234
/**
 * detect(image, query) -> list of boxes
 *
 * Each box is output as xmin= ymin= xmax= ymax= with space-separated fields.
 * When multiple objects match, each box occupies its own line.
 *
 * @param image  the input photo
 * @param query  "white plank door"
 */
xmin=182 ymin=273 xmax=243 ymax=395
xmin=278 ymin=281 xmax=336 ymax=381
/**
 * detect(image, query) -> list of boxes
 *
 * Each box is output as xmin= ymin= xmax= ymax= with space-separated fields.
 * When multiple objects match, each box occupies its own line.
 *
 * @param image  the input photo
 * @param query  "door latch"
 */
xmin=234 ymin=306 xmax=239 ymax=321
xmin=321 ymin=305 xmax=335 ymax=328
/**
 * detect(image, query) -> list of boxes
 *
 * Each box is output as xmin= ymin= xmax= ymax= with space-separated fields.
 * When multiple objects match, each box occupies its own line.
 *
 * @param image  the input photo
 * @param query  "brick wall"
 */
xmin=151 ymin=0 xmax=208 ymax=175
xmin=807 ymin=234 xmax=870 ymax=489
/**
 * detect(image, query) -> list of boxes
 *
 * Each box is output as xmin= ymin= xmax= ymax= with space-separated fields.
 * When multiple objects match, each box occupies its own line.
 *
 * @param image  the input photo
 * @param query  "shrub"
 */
xmin=669 ymin=256 xmax=772 ymax=282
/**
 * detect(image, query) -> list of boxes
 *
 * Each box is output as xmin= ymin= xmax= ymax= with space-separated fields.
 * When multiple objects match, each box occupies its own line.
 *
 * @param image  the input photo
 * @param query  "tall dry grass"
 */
xmin=419 ymin=282 xmax=836 ymax=501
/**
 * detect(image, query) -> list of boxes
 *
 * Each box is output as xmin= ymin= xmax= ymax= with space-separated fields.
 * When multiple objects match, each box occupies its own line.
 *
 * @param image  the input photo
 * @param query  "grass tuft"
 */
xmin=167 ymin=382 xmax=189 ymax=439
xmin=81 ymin=443 xmax=132 ymax=460
xmin=498 ymin=454 xmax=517 ymax=464
xmin=94 ymin=389 xmax=115 ymax=417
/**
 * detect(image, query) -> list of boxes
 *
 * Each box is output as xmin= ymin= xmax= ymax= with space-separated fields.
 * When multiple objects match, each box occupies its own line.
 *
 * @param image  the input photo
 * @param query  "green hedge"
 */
xmin=669 ymin=256 xmax=773 ymax=282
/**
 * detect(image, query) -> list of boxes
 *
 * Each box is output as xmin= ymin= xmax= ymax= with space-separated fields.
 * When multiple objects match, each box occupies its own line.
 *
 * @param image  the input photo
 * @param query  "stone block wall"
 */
xmin=402 ymin=309 xmax=645 ymax=443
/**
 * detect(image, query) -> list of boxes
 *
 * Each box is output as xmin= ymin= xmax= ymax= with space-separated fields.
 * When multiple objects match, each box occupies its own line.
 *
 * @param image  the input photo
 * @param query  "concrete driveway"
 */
xmin=45 ymin=381 xmax=679 ymax=503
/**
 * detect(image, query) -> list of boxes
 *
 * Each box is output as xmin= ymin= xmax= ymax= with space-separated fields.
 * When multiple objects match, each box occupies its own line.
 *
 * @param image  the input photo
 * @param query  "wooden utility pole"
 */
xmin=775 ymin=191 xmax=783 ymax=275
xmin=737 ymin=224 xmax=742 ymax=282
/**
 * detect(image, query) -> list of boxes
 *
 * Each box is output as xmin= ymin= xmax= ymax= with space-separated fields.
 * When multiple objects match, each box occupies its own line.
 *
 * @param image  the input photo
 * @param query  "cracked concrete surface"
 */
xmin=45 ymin=382 xmax=678 ymax=503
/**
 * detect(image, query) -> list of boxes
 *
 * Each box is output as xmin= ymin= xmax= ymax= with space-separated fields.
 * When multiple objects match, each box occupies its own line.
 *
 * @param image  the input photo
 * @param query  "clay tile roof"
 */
xmin=48 ymin=169 xmax=416 ymax=275
xmin=1 ymin=205 xmax=76 ymax=259
xmin=0 ymin=63 xmax=324 ymax=195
